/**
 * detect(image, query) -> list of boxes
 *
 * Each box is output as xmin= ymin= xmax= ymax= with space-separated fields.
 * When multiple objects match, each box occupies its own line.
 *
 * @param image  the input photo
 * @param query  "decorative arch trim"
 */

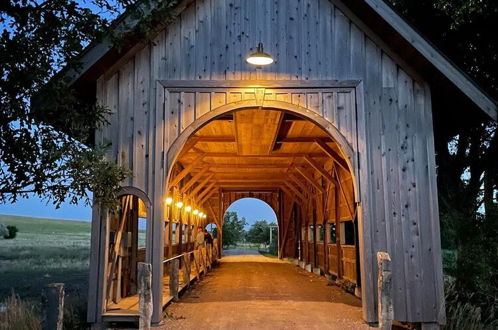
xmin=117 ymin=186 xmax=152 ymax=208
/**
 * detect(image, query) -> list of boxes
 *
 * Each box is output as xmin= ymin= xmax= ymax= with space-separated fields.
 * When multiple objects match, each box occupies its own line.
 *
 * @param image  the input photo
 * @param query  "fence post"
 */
xmin=41 ymin=283 xmax=64 ymax=330
xmin=169 ymin=258 xmax=179 ymax=301
xmin=182 ymin=253 xmax=191 ymax=288
xmin=138 ymin=262 xmax=152 ymax=330
xmin=377 ymin=252 xmax=393 ymax=330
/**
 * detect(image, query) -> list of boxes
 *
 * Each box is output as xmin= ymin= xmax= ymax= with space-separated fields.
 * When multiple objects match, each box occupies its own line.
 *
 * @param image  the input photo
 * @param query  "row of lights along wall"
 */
xmin=165 ymin=196 xmax=207 ymax=224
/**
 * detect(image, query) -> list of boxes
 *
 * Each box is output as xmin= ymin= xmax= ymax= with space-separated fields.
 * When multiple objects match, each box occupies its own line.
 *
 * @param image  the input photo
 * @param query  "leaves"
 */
xmin=0 ymin=0 xmax=164 ymax=209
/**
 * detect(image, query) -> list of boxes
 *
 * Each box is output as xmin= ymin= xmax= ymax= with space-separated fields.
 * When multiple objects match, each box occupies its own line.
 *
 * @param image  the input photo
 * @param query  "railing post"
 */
xmin=183 ymin=253 xmax=191 ymax=288
xmin=377 ymin=252 xmax=393 ymax=330
xmin=41 ymin=283 xmax=64 ymax=330
xmin=169 ymin=258 xmax=179 ymax=301
xmin=138 ymin=262 xmax=152 ymax=330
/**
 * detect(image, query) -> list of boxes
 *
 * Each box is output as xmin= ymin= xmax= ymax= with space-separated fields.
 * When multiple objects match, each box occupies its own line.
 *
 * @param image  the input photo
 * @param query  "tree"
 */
xmin=246 ymin=220 xmax=277 ymax=246
xmin=0 ymin=0 xmax=177 ymax=209
xmin=221 ymin=211 xmax=246 ymax=248
xmin=386 ymin=0 xmax=498 ymax=324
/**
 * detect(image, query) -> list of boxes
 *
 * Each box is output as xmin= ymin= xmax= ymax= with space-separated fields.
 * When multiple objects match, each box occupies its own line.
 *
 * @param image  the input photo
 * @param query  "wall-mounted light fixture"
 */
xmin=246 ymin=42 xmax=273 ymax=67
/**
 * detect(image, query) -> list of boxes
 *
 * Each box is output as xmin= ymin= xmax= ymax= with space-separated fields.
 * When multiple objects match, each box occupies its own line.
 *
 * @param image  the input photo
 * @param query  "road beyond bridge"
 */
xmin=160 ymin=251 xmax=368 ymax=330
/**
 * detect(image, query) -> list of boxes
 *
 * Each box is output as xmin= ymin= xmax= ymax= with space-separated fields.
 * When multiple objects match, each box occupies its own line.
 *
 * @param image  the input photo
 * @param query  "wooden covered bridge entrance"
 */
xmin=68 ymin=0 xmax=497 ymax=328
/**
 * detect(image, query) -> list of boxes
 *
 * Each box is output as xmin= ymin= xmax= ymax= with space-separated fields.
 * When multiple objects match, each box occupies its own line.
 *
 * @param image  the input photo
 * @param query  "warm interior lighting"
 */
xmin=165 ymin=197 xmax=173 ymax=205
xmin=203 ymin=214 xmax=207 ymax=218
xmin=199 ymin=212 xmax=204 ymax=217
xmin=176 ymin=201 xmax=184 ymax=208
xmin=185 ymin=205 xmax=192 ymax=212
xmin=193 ymin=209 xmax=199 ymax=215
xmin=246 ymin=43 xmax=273 ymax=67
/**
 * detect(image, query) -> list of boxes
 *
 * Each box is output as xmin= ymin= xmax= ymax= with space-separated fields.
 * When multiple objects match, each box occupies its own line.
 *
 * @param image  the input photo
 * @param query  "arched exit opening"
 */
xmin=224 ymin=197 xmax=278 ymax=255
xmin=165 ymin=106 xmax=360 ymax=291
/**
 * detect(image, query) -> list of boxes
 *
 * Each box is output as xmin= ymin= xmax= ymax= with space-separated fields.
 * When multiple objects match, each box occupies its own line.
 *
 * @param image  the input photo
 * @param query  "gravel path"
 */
xmin=160 ymin=252 xmax=369 ymax=329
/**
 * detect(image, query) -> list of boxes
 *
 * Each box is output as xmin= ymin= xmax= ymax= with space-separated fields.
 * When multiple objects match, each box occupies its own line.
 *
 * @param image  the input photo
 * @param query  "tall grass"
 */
xmin=444 ymin=279 xmax=498 ymax=330
xmin=0 ymin=293 xmax=41 ymax=330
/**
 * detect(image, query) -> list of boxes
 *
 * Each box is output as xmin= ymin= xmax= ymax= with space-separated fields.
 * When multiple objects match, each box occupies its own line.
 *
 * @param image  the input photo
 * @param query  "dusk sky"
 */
xmin=0 ymin=195 xmax=277 ymax=226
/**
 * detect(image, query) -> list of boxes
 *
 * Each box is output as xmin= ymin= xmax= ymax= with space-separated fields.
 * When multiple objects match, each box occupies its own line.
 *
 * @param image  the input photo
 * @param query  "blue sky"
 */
xmin=0 ymin=195 xmax=277 ymax=227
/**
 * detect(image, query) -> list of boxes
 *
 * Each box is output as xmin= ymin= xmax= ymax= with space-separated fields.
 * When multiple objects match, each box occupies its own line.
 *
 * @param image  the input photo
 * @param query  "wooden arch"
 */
xmin=220 ymin=190 xmax=280 ymax=221
xmin=165 ymin=99 xmax=359 ymax=201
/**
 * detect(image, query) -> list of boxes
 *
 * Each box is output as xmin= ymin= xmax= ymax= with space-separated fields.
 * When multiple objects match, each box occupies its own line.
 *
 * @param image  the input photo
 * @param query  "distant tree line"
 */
xmin=220 ymin=212 xmax=277 ymax=252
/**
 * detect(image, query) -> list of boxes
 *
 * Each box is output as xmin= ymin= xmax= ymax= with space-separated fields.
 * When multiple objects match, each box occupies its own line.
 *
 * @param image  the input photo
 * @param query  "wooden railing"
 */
xmin=161 ymin=239 xmax=219 ymax=302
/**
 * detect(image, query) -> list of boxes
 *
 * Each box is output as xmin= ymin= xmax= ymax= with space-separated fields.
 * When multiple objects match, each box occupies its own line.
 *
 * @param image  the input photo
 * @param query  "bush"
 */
xmin=3 ymin=225 xmax=18 ymax=239
xmin=0 ymin=293 xmax=41 ymax=330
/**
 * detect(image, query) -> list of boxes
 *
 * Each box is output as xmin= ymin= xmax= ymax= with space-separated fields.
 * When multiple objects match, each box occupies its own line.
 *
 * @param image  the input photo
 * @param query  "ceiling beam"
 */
xmin=283 ymin=181 xmax=306 ymax=201
xmin=199 ymin=189 xmax=216 ymax=205
xmin=304 ymin=156 xmax=335 ymax=183
xmin=193 ymin=136 xmax=333 ymax=143
xmin=197 ymin=181 xmax=217 ymax=201
xmin=198 ymin=163 xmax=290 ymax=169
xmin=169 ymin=153 xmax=205 ymax=187
xmin=190 ymin=152 xmax=328 ymax=158
xmin=189 ymin=173 xmax=214 ymax=196
xmin=295 ymin=167 xmax=326 ymax=194
xmin=180 ymin=169 xmax=210 ymax=194
xmin=314 ymin=139 xmax=349 ymax=172
xmin=288 ymin=173 xmax=313 ymax=197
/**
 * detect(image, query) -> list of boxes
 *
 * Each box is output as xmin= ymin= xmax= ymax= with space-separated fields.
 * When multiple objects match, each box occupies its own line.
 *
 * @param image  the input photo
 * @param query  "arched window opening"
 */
xmin=106 ymin=193 xmax=149 ymax=308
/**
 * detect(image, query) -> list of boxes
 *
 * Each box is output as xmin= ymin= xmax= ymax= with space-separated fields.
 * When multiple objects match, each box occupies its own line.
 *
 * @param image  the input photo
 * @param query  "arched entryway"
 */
xmin=164 ymin=104 xmax=360 ymax=291
xmin=224 ymin=197 xmax=278 ymax=254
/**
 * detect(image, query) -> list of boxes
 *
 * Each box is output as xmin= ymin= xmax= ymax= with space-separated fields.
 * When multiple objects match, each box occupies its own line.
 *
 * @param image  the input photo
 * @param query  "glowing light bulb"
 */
xmin=165 ymin=197 xmax=173 ymax=205
xmin=185 ymin=205 xmax=192 ymax=212
xmin=199 ymin=212 xmax=204 ymax=217
xmin=246 ymin=43 xmax=274 ymax=66
xmin=176 ymin=201 xmax=183 ymax=208
xmin=203 ymin=214 xmax=207 ymax=218
xmin=193 ymin=209 xmax=199 ymax=215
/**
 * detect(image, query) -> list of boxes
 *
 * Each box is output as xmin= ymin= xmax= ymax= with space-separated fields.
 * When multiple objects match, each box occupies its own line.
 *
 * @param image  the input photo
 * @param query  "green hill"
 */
xmin=0 ymin=214 xmax=91 ymax=301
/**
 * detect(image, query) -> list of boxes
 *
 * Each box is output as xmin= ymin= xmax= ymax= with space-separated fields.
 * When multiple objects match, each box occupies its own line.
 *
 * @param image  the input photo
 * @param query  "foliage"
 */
xmin=386 ymin=0 xmax=498 ymax=325
xmin=0 ymin=0 xmax=179 ymax=209
xmin=0 ymin=293 xmax=41 ymax=330
xmin=246 ymin=220 xmax=277 ymax=246
xmin=3 ymin=225 xmax=17 ymax=239
xmin=221 ymin=211 xmax=246 ymax=248
xmin=443 ymin=278 xmax=498 ymax=330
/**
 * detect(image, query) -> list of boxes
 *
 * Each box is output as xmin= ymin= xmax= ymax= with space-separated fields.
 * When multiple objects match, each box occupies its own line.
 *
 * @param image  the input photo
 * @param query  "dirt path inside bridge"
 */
xmin=160 ymin=251 xmax=369 ymax=330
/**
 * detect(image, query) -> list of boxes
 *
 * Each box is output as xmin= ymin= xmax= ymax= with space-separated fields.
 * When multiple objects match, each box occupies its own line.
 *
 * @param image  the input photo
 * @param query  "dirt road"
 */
xmin=160 ymin=251 xmax=369 ymax=330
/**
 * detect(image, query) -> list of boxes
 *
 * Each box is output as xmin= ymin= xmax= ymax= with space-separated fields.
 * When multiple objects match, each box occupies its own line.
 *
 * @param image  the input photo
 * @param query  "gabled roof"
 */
xmin=70 ymin=0 xmax=497 ymax=121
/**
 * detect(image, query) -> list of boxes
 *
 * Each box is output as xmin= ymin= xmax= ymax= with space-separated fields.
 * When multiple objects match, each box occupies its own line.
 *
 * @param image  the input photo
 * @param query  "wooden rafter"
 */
xmin=199 ymin=189 xmax=216 ymax=205
xmin=295 ymin=167 xmax=326 ymax=194
xmin=284 ymin=181 xmax=306 ymax=201
xmin=189 ymin=173 xmax=214 ymax=197
xmin=196 ymin=181 xmax=217 ymax=201
xmin=169 ymin=153 xmax=206 ymax=187
xmin=189 ymin=152 xmax=328 ymax=158
xmin=314 ymin=139 xmax=349 ymax=172
xmin=288 ymin=173 xmax=313 ymax=197
xmin=180 ymin=170 xmax=210 ymax=194
xmin=304 ymin=156 xmax=335 ymax=183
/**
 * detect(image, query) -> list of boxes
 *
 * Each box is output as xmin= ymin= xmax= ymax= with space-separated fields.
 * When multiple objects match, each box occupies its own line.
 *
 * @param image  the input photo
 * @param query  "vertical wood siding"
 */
xmin=94 ymin=0 xmax=444 ymax=324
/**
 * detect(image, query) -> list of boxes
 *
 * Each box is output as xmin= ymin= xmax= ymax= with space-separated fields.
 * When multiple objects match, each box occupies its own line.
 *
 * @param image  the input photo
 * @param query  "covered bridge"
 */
xmin=69 ymin=0 xmax=497 ymax=328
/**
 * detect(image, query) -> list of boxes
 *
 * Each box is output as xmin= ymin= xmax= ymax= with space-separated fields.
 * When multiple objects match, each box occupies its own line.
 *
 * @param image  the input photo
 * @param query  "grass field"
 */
xmin=0 ymin=214 xmax=91 ymax=303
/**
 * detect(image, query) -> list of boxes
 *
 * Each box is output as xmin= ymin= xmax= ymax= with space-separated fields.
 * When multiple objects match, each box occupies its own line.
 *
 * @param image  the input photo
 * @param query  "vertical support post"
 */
xmin=377 ymin=252 xmax=393 ymax=330
xmin=138 ymin=262 xmax=152 ymax=330
xmin=169 ymin=258 xmax=179 ymax=301
xmin=183 ymin=253 xmax=191 ymax=288
xmin=42 ymin=283 xmax=64 ymax=330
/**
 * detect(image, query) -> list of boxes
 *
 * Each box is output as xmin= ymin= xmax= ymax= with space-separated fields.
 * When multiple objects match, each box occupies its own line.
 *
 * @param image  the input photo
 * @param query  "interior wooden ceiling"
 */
xmin=170 ymin=108 xmax=351 ymax=219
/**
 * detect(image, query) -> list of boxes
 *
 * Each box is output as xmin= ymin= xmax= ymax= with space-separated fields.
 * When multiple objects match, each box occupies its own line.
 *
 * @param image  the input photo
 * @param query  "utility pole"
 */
xmin=269 ymin=225 xmax=278 ymax=245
